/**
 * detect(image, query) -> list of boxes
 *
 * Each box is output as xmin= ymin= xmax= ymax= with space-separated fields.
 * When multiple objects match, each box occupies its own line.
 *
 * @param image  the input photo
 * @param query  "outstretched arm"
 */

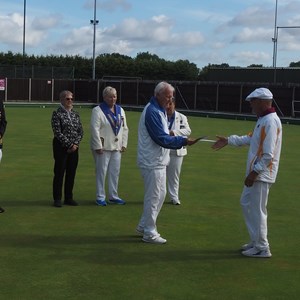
xmin=186 ymin=137 xmax=201 ymax=146
xmin=211 ymin=136 xmax=228 ymax=150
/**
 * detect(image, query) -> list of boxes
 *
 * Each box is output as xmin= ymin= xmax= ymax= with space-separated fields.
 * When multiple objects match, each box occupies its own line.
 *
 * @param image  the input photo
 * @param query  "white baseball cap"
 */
xmin=245 ymin=87 xmax=273 ymax=101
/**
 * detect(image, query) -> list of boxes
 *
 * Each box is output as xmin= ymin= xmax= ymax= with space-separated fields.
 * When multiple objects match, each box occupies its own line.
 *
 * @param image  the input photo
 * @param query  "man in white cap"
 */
xmin=212 ymin=87 xmax=282 ymax=258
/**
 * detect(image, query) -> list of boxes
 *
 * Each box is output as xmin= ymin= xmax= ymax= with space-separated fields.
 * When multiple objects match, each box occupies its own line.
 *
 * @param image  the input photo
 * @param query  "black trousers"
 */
xmin=52 ymin=138 xmax=79 ymax=201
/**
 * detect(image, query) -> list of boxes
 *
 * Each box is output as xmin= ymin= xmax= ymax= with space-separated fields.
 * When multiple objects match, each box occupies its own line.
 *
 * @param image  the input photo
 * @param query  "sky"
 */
xmin=0 ymin=0 xmax=300 ymax=69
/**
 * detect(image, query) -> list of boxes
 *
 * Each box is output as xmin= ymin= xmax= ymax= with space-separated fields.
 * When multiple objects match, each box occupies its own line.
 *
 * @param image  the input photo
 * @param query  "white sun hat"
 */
xmin=245 ymin=87 xmax=273 ymax=101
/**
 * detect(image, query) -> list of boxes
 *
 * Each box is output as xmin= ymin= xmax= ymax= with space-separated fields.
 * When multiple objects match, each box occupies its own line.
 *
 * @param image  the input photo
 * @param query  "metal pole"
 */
xmin=23 ymin=0 xmax=26 ymax=78
xmin=91 ymin=0 xmax=98 ymax=80
xmin=272 ymin=0 xmax=278 ymax=68
xmin=274 ymin=26 xmax=278 ymax=83
xmin=272 ymin=0 xmax=278 ymax=83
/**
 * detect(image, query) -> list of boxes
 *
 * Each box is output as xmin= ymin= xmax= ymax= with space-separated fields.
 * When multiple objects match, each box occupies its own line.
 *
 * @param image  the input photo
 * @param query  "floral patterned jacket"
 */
xmin=51 ymin=105 xmax=83 ymax=149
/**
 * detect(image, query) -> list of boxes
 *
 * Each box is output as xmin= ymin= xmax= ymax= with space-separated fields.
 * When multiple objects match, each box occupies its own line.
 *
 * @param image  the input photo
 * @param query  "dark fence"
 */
xmin=0 ymin=77 xmax=300 ymax=117
xmin=205 ymin=67 xmax=300 ymax=85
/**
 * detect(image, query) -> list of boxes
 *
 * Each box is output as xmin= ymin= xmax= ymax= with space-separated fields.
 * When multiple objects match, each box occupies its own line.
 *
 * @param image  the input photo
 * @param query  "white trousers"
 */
xmin=0 ymin=149 xmax=2 ymax=162
xmin=92 ymin=150 xmax=121 ymax=200
xmin=166 ymin=154 xmax=183 ymax=203
xmin=138 ymin=167 xmax=167 ymax=239
xmin=240 ymin=181 xmax=271 ymax=250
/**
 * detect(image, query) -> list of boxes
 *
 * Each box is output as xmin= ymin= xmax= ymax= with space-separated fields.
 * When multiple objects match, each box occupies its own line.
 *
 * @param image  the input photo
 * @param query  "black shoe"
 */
xmin=64 ymin=200 xmax=78 ymax=206
xmin=53 ymin=200 xmax=62 ymax=207
xmin=0 ymin=207 xmax=5 ymax=213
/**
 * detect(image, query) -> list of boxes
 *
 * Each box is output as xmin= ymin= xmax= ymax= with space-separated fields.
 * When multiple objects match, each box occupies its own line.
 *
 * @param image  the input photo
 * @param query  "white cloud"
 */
xmin=103 ymin=15 xmax=204 ymax=51
xmin=32 ymin=14 xmax=62 ymax=30
xmin=231 ymin=51 xmax=270 ymax=65
xmin=0 ymin=13 xmax=23 ymax=44
xmin=84 ymin=0 xmax=132 ymax=12
xmin=211 ymin=42 xmax=226 ymax=49
xmin=0 ymin=12 xmax=47 ymax=48
xmin=50 ymin=26 xmax=93 ymax=56
xmin=106 ymin=15 xmax=173 ymax=41
xmin=0 ymin=1 xmax=300 ymax=68
xmin=105 ymin=39 xmax=132 ymax=54
xmin=227 ymin=6 xmax=274 ymax=27
xmin=277 ymin=31 xmax=300 ymax=51
xmin=184 ymin=8 xmax=230 ymax=24
xmin=232 ymin=27 xmax=273 ymax=43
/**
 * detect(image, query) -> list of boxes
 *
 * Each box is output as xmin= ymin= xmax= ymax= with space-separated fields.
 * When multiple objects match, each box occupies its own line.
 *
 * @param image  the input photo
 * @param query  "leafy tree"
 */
xmin=172 ymin=60 xmax=199 ymax=80
xmin=136 ymin=52 xmax=160 ymax=61
xmin=0 ymin=51 xmax=201 ymax=80
xmin=247 ymin=64 xmax=264 ymax=68
xmin=289 ymin=61 xmax=300 ymax=67
xmin=198 ymin=63 xmax=232 ymax=80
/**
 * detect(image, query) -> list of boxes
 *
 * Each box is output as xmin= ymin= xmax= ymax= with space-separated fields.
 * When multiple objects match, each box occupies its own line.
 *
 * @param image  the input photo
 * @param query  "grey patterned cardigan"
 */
xmin=51 ymin=105 xmax=83 ymax=149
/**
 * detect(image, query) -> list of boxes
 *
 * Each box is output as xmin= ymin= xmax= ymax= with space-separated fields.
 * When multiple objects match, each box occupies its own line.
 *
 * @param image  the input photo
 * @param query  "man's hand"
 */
xmin=186 ymin=137 xmax=200 ymax=146
xmin=244 ymin=170 xmax=258 ymax=187
xmin=211 ymin=136 xmax=228 ymax=150
xmin=95 ymin=149 xmax=104 ymax=155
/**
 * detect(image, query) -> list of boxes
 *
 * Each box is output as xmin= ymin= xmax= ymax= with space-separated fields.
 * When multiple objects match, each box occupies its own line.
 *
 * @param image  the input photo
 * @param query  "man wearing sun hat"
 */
xmin=212 ymin=87 xmax=282 ymax=258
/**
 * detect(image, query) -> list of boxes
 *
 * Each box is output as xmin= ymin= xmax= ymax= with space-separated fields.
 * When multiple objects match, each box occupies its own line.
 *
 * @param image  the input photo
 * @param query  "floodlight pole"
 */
xmin=22 ymin=0 xmax=26 ymax=78
xmin=90 ymin=0 xmax=99 ymax=80
xmin=272 ymin=0 xmax=278 ymax=69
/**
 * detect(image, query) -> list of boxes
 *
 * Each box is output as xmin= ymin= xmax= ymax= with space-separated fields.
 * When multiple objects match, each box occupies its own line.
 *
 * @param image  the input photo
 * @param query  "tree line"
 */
xmin=0 ymin=51 xmax=299 ymax=81
xmin=0 ymin=51 xmax=199 ymax=81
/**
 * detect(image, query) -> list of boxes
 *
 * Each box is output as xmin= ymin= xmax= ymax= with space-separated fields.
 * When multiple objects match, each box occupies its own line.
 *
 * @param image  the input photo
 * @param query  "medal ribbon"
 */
xmin=100 ymin=102 xmax=122 ymax=136
xmin=168 ymin=113 xmax=175 ymax=130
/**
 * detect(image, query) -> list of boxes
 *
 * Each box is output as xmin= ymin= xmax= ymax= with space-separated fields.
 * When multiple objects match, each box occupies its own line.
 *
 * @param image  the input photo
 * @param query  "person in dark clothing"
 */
xmin=0 ymin=99 xmax=7 ymax=213
xmin=51 ymin=90 xmax=83 ymax=207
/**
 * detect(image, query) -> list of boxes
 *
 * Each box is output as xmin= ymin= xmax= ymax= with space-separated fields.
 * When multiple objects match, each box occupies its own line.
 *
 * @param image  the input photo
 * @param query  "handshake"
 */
xmin=186 ymin=135 xmax=219 ymax=147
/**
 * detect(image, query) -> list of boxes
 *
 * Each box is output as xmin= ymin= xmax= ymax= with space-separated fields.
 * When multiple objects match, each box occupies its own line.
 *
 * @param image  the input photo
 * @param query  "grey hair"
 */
xmin=103 ymin=86 xmax=117 ymax=98
xmin=154 ymin=81 xmax=174 ymax=97
xmin=59 ymin=90 xmax=73 ymax=101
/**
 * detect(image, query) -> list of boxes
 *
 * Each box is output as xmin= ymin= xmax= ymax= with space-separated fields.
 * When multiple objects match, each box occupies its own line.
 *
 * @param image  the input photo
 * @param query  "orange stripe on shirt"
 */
xmin=248 ymin=126 xmax=266 ymax=173
xmin=257 ymin=126 xmax=266 ymax=158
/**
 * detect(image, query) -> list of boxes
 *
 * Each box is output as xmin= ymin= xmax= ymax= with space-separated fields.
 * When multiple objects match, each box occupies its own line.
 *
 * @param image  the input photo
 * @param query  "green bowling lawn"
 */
xmin=0 ymin=106 xmax=299 ymax=299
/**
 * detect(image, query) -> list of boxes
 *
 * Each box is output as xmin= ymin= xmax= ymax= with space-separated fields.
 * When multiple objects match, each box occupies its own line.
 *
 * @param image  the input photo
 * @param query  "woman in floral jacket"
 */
xmin=0 ymin=99 xmax=7 ymax=213
xmin=51 ymin=90 xmax=83 ymax=207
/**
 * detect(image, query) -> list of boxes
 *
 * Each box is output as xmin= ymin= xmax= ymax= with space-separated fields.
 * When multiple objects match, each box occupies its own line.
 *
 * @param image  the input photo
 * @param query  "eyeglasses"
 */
xmin=166 ymin=96 xmax=175 ymax=100
xmin=65 ymin=97 xmax=73 ymax=100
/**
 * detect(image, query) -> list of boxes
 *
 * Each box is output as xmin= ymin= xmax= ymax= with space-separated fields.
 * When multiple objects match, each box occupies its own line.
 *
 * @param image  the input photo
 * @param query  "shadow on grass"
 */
xmin=1 ymin=233 xmax=243 ymax=264
xmin=2 ymin=199 xmax=146 ymax=207
xmin=1 ymin=199 xmax=51 ymax=207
